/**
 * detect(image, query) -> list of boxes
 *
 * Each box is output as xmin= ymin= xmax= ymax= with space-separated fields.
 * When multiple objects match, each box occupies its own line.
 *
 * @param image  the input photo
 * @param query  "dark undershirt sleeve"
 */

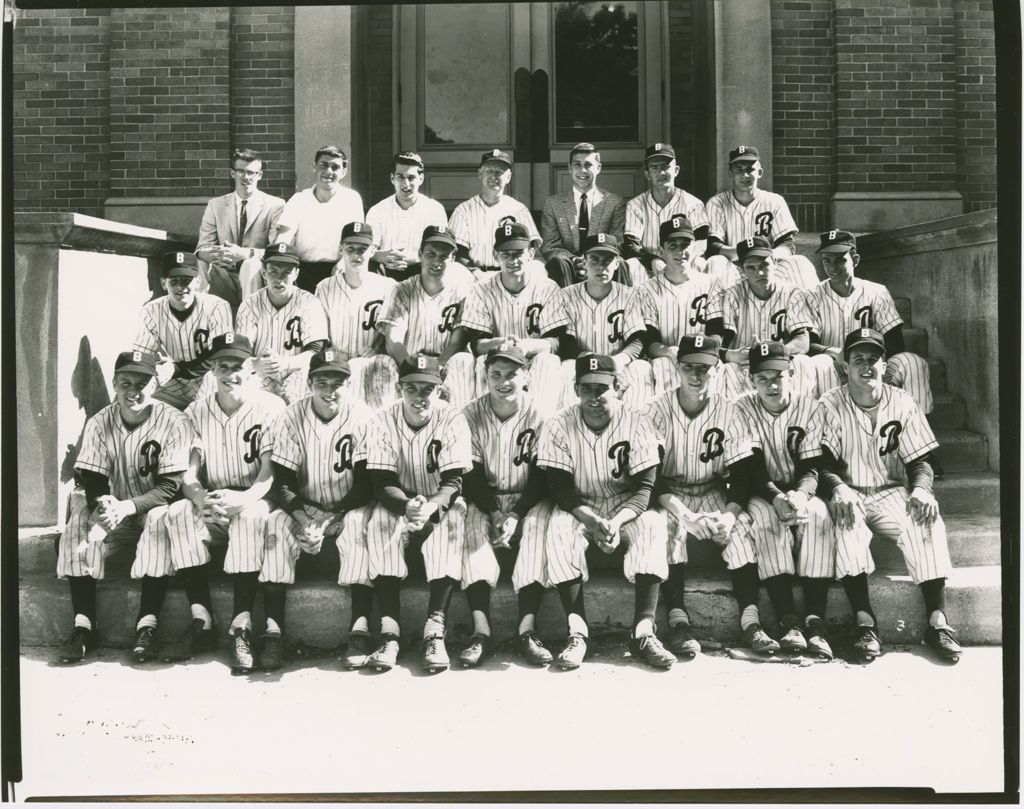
xmin=693 ymin=225 xmax=710 ymax=242
xmin=816 ymin=448 xmax=847 ymax=500
xmin=792 ymin=456 xmax=819 ymax=497
xmin=80 ymin=470 xmax=112 ymax=512
xmin=748 ymin=449 xmax=783 ymax=502
xmin=558 ymin=332 xmax=581 ymax=361
xmin=619 ymin=465 xmax=656 ymax=514
xmin=129 ymin=472 xmax=184 ymax=513
xmin=616 ymin=334 xmax=644 ymax=361
xmin=370 ymin=468 xmax=415 ymax=516
xmin=269 ymin=462 xmax=304 ymax=515
xmin=905 ymin=455 xmax=935 ymax=493
xmin=883 ymin=325 xmax=906 ymax=356
xmin=772 ymin=232 xmax=797 ymax=252
xmin=462 ymin=461 xmax=500 ymax=515
xmin=337 ymin=461 xmax=374 ymax=511
xmin=172 ymin=355 xmax=211 ymax=380
xmin=724 ymin=456 xmax=755 ymax=510
xmin=511 ymin=464 xmax=548 ymax=519
xmin=427 ymin=469 xmax=463 ymax=520
xmin=302 ymin=338 xmax=329 ymax=355
xmin=704 ymin=236 xmax=724 ymax=259
xmin=545 ymin=467 xmax=585 ymax=512
xmin=644 ymin=325 xmax=664 ymax=350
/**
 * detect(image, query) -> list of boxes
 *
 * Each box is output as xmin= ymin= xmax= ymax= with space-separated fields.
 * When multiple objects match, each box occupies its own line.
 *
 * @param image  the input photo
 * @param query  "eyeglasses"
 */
xmin=232 ymin=168 xmax=262 ymax=178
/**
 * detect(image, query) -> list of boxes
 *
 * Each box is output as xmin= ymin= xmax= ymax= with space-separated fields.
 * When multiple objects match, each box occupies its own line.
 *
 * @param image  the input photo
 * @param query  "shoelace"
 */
xmin=426 ymin=636 xmax=444 ymax=655
xmin=234 ymin=632 xmax=252 ymax=654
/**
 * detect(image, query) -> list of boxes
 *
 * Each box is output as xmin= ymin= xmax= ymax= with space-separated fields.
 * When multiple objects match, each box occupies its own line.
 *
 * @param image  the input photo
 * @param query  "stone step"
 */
xmin=934 ymin=430 xmax=990 ymax=473
xmin=903 ymin=327 xmax=928 ymax=358
xmin=18 ymin=565 xmax=1002 ymax=649
xmin=933 ymin=472 xmax=1000 ymax=516
xmin=928 ymin=392 xmax=966 ymax=432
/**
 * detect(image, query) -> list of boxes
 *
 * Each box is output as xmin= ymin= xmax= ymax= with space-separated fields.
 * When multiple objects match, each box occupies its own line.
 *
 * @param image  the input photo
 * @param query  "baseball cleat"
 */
xmin=457 ymin=634 xmax=491 ymax=668
xmin=230 ymin=627 xmax=255 ymax=675
xmin=161 ymin=618 xmax=216 ymax=662
xmin=343 ymin=631 xmax=374 ymax=670
xmin=258 ymin=634 xmax=284 ymax=671
xmin=367 ymin=634 xmax=400 ymax=672
xmin=804 ymin=617 xmax=834 ymax=660
xmin=516 ymin=631 xmax=553 ymax=666
xmin=629 ymin=634 xmax=677 ymax=669
xmin=923 ymin=625 xmax=962 ymax=662
xmin=664 ymin=622 xmax=701 ymax=659
xmin=778 ymin=615 xmax=809 ymax=654
xmin=555 ymin=633 xmax=588 ymax=670
xmin=58 ymin=626 xmax=96 ymax=664
xmin=851 ymin=625 xmax=882 ymax=662
xmin=742 ymin=623 xmax=781 ymax=656
xmin=131 ymin=626 xmax=158 ymax=663
xmin=421 ymin=633 xmax=450 ymax=673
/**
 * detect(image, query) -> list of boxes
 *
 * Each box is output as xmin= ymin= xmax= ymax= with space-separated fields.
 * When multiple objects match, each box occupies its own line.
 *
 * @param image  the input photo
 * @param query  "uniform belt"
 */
xmin=853 ymin=483 xmax=901 ymax=497
xmin=665 ymin=480 xmax=722 ymax=497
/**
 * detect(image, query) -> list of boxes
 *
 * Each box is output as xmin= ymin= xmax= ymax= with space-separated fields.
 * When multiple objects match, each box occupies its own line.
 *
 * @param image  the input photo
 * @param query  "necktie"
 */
xmin=578 ymin=193 xmax=589 ymax=248
xmin=238 ymin=199 xmax=248 ymax=239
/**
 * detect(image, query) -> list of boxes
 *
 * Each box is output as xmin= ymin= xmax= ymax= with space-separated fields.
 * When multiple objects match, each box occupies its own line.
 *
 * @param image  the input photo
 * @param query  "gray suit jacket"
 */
xmin=540 ymin=188 xmax=627 ymax=261
xmin=196 ymin=189 xmax=286 ymax=259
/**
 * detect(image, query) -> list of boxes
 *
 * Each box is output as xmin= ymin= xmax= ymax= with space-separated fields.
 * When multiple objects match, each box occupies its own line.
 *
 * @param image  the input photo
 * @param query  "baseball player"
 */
xmin=162 ymin=333 xmax=288 ymax=674
xmin=362 ymin=354 xmax=474 ymax=673
xmin=536 ymin=353 xmax=675 ymax=669
xmin=802 ymin=328 xmax=959 ymax=663
xmin=704 ymin=146 xmax=818 ymax=290
xmin=623 ymin=142 xmax=710 ymax=276
xmin=634 ymin=215 xmax=724 ymax=397
xmin=56 ymin=350 xmax=191 ymax=665
xmin=365 ymin=151 xmax=449 ymax=280
xmin=557 ymin=233 xmax=654 ymax=409
xmin=645 ymin=334 xmax=779 ymax=657
xmin=235 ymin=242 xmax=330 ymax=405
xmin=805 ymin=229 xmax=933 ymax=413
xmin=264 ymin=349 xmax=378 ymax=670
xmin=706 ymin=236 xmax=828 ymax=400
xmin=734 ymin=341 xmax=837 ymax=659
xmin=439 ymin=222 xmax=568 ymax=415
xmin=458 ymin=346 xmax=551 ymax=666
xmin=132 ymin=251 xmax=232 ymax=411
xmin=315 ymin=222 xmax=400 ymax=410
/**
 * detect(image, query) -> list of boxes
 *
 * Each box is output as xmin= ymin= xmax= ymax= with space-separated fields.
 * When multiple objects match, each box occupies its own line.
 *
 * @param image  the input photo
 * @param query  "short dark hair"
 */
xmin=231 ymin=148 xmax=262 ymax=167
xmin=391 ymin=152 xmax=425 ymax=173
xmin=315 ymin=145 xmax=348 ymax=165
xmin=569 ymin=142 xmax=600 ymax=163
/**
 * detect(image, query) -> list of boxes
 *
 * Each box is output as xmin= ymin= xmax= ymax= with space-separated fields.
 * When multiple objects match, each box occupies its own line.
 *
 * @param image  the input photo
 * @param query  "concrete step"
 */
xmin=934 ymin=430 xmax=990 ymax=473
xmin=934 ymin=472 xmax=1000 ymax=516
xmin=903 ymin=327 xmax=928 ymax=358
xmin=893 ymin=297 xmax=911 ymax=326
xmin=18 ymin=565 xmax=1002 ymax=649
xmin=928 ymin=392 xmax=966 ymax=432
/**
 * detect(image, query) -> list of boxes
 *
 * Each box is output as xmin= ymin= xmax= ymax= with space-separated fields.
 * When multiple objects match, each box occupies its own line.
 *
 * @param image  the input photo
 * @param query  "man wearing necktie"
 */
xmin=540 ymin=143 xmax=628 ymax=288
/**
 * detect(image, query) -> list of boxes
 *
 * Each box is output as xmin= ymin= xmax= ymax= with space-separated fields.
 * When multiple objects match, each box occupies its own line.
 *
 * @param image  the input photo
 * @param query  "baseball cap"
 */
xmin=660 ymin=215 xmax=694 ymax=243
xmin=816 ymin=229 xmax=857 ymax=254
xmin=736 ymin=236 xmax=773 ymax=263
xmin=494 ymin=222 xmax=531 ymax=251
xmin=399 ymin=353 xmax=442 ymax=384
xmin=582 ymin=233 xmax=621 ymax=256
xmin=748 ymin=340 xmax=790 ymax=373
xmin=421 ymin=225 xmax=457 ymax=250
xmin=729 ymin=145 xmax=760 ymax=164
xmin=393 ymin=151 xmax=425 ymax=169
xmin=162 ymin=251 xmax=200 ymax=278
xmin=575 ymin=354 xmax=617 ymax=385
xmin=341 ymin=222 xmax=374 ymax=246
xmin=843 ymin=327 xmax=886 ymax=360
xmin=264 ymin=242 xmax=300 ymax=266
xmin=114 ymin=349 xmax=159 ymax=377
xmin=677 ymin=334 xmax=721 ymax=366
xmin=480 ymin=148 xmax=513 ymax=168
xmin=309 ymin=348 xmax=352 ymax=378
xmin=208 ymin=332 xmax=253 ymax=361
xmin=485 ymin=345 xmax=528 ymax=367
xmin=644 ymin=142 xmax=676 ymax=163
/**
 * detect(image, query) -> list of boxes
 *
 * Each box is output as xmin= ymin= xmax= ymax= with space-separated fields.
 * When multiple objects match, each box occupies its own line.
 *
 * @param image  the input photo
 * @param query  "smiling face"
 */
xmin=211 ymin=356 xmax=250 ymax=395
xmin=751 ymin=368 xmax=794 ymax=410
xmin=340 ymin=241 xmax=375 ymax=272
xmin=309 ymin=372 xmax=348 ymax=417
xmin=479 ymin=161 xmax=512 ymax=195
xmin=484 ymin=358 xmax=528 ymax=404
xmin=729 ymin=160 xmax=762 ymax=194
xmin=161 ymin=274 xmax=200 ymax=310
xmin=496 ymin=247 xmax=533 ymax=284
xmin=113 ymin=371 xmax=157 ymax=416
xmin=231 ymin=158 xmax=263 ymax=196
xmin=660 ymin=236 xmax=695 ymax=273
xmin=846 ymin=346 xmax=886 ymax=398
xmin=400 ymin=380 xmax=440 ymax=423
xmin=676 ymin=361 xmax=715 ymax=395
xmin=820 ymin=248 xmax=859 ymax=286
xmin=391 ymin=162 xmax=424 ymax=203
xmin=315 ymin=154 xmax=347 ymax=191
xmin=575 ymin=379 xmax=621 ymax=424
xmin=261 ymin=261 xmax=299 ymax=295
xmin=419 ymin=242 xmax=454 ymax=280
xmin=645 ymin=157 xmax=679 ymax=192
xmin=569 ymin=151 xmax=601 ymax=192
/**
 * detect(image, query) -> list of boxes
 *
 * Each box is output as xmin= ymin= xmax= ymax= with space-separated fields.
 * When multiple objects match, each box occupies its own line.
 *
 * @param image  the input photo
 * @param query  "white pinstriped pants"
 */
xmin=746 ymin=495 xmax=836 ymax=579
xmin=511 ymin=499 xmax=557 ymax=592
xmin=163 ymin=497 xmax=275 ymax=578
xmin=462 ymin=498 xmax=509 ymax=588
xmin=655 ymin=488 xmax=757 ymax=570
xmin=365 ymin=502 xmax=465 ymax=582
xmin=265 ymin=504 xmax=373 ymax=585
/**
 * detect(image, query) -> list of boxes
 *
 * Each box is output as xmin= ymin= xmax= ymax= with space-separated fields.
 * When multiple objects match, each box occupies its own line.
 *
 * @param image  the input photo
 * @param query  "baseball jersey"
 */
xmin=235 ymin=288 xmax=330 ymax=359
xmin=634 ymin=272 xmax=722 ymax=345
xmin=184 ymin=390 xmax=284 ymax=491
xmin=265 ymin=395 xmax=374 ymax=509
xmin=458 ymin=272 xmax=569 ymax=339
xmin=733 ymin=391 xmax=818 ymax=487
xmin=275 ymin=187 xmax=365 ymax=263
xmin=645 ymin=391 xmax=751 ymax=492
xmin=377 ymin=274 xmax=473 ymax=355
xmin=364 ymin=402 xmax=473 ymax=496
xmin=561 ymin=282 xmax=647 ymax=353
xmin=74 ymin=401 xmax=192 ymax=500
xmin=463 ymin=394 xmax=545 ymax=495
xmin=315 ymin=272 xmax=397 ymax=358
xmin=802 ymin=385 xmax=939 ymax=490
xmin=705 ymin=189 xmax=799 ymax=246
xmin=448 ymin=195 xmax=541 ymax=268
xmin=536 ymin=406 xmax=660 ymax=507
xmin=709 ymin=280 xmax=814 ymax=347
xmin=133 ymin=292 xmax=232 ymax=363
xmin=365 ymin=194 xmax=448 ymax=261
xmin=803 ymin=278 xmax=903 ymax=347
xmin=624 ymin=188 xmax=710 ymax=253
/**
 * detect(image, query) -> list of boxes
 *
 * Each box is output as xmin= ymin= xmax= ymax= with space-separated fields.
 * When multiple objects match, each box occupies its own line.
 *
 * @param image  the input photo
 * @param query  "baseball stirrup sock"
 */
xmin=180 ymin=563 xmax=213 ymax=612
xmin=232 ymin=571 xmax=260 ymax=616
xmin=556 ymin=579 xmax=587 ymax=621
xmin=662 ymin=563 xmax=688 ymax=611
xmin=729 ymin=563 xmax=761 ymax=610
xmin=68 ymin=576 xmax=98 ymax=624
xmin=740 ymin=605 xmax=760 ymax=631
xmin=919 ymin=578 xmax=947 ymax=623
xmin=801 ymin=577 xmax=830 ymax=620
xmin=262 ymin=583 xmax=286 ymax=633
xmin=517 ymin=583 xmax=543 ymax=626
xmin=427 ymin=577 xmax=456 ymax=615
xmin=138 ymin=576 xmax=170 ymax=623
xmin=374 ymin=576 xmax=401 ymax=621
xmin=350 ymin=584 xmax=374 ymax=626
xmin=764 ymin=574 xmax=796 ymax=618
xmin=840 ymin=573 xmax=874 ymax=620
xmin=191 ymin=603 xmax=213 ymax=630
xmin=634 ymin=574 xmax=660 ymax=626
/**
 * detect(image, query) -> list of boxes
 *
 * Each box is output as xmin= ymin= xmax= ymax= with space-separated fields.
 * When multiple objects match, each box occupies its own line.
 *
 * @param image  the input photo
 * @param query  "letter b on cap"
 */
xmin=504 ymin=225 xmax=512 ymax=236
xmin=417 ymin=356 xmax=427 ymax=370
xmin=588 ymin=357 xmax=599 ymax=371
xmin=745 ymin=238 xmax=754 ymax=247
xmin=325 ymin=350 xmax=335 ymax=361
xmin=225 ymin=332 xmax=234 ymax=344
xmin=759 ymin=343 xmax=769 ymax=356
xmin=694 ymin=335 xmax=704 ymax=347
xmin=861 ymin=329 xmax=871 ymax=338
xmin=828 ymin=230 xmax=838 ymax=240
xmin=597 ymin=234 xmax=606 ymax=244
xmin=176 ymin=252 xmax=185 ymax=264
xmin=132 ymin=351 xmax=142 ymax=362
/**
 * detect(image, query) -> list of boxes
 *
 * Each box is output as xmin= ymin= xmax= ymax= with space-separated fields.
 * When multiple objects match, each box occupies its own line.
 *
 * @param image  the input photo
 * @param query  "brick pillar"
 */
xmin=953 ymin=0 xmax=996 ymax=213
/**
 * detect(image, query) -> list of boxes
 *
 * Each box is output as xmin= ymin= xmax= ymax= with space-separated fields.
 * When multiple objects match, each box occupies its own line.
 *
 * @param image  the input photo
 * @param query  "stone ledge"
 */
xmin=857 ymin=208 xmax=997 ymax=260
xmin=14 ymin=211 xmax=193 ymax=254
xmin=831 ymin=191 xmax=965 ymax=234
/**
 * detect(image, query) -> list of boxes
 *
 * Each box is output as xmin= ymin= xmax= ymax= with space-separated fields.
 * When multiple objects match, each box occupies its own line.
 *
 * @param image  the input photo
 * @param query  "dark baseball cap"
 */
xmin=162 ymin=251 xmax=200 ymax=278
xmin=208 ymin=332 xmax=253 ymax=361
xmin=575 ymin=353 xmax=617 ymax=385
xmin=729 ymin=145 xmax=760 ymax=164
xmin=817 ymin=229 xmax=857 ymax=254
xmin=677 ymin=333 xmax=721 ymax=366
xmin=399 ymin=353 xmax=442 ymax=384
xmin=264 ymin=242 xmax=300 ymax=266
xmin=480 ymin=148 xmax=513 ymax=167
xmin=736 ymin=236 xmax=773 ymax=263
xmin=393 ymin=151 xmax=425 ymax=169
xmin=341 ymin=222 xmax=374 ymax=246
xmin=843 ymin=328 xmax=886 ymax=360
xmin=645 ymin=142 xmax=676 ymax=162
xmin=421 ymin=225 xmax=457 ymax=250
xmin=485 ymin=345 xmax=528 ymax=367
xmin=582 ymin=233 xmax=621 ymax=256
xmin=749 ymin=340 xmax=791 ymax=373
xmin=660 ymin=215 xmax=694 ymax=243
xmin=494 ymin=222 xmax=531 ymax=251
xmin=114 ymin=350 xmax=159 ymax=377
xmin=309 ymin=348 xmax=352 ymax=378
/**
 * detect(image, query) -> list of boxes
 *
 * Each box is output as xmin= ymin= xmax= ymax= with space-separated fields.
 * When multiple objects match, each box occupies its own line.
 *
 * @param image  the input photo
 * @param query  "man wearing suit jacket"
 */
xmin=540 ymin=143 xmax=630 ymax=288
xmin=196 ymin=148 xmax=286 ymax=313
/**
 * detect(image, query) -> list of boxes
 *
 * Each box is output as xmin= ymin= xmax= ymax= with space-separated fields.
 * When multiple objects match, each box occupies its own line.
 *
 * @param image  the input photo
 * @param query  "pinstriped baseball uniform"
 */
xmin=803 ymin=278 xmax=933 ymax=412
xmin=462 ymin=394 xmax=547 ymax=589
xmin=235 ymin=287 xmax=330 ymax=404
xmin=624 ymin=188 xmax=709 ymax=254
xmin=801 ymin=385 xmax=952 ymax=584
xmin=364 ymin=402 xmax=473 ymax=582
xmin=448 ymin=195 xmax=541 ymax=269
xmin=315 ymin=272 xmax=399 ymax=410
xmin=366 ymin=195 xmax=449 ymax=262
xmin=132 ymin=292 xmax=232 ymax=410
xmin=377 ymin=274 xmax=474 ymax=357
xmin=733 ymin=391 xmax=835 ymax=579
xmin=536 ymin=406 xmax=666 ymax=585
xmin=164 ymin=391 xmax=285 ymax=581
xmin=644 ymin=391 xmax=756 ymax=570
xmin=58 ymin=401 xmax=191 ymax=580
xmin=263 ymin=396 xmax=375 ymax=586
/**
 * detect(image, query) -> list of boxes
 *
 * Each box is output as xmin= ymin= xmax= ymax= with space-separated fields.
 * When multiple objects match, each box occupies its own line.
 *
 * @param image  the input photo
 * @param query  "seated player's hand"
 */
xmin=773 ymin=492 xmax=799 ymax=524
xmin=299 ymin=521 xmax=326 ymax=554
xmin=155 ymin=358 xmax=176 ymax=385
xmin=830 ymin=484 xmax=864 ymax=530
xmin=96 ymin=497 xmax=133 ymax=530
xmin=490 ymin=512 xmax=518 ymax=549
xmin=254 ymin=352 xmax=282 ymax=379
xmin=611 ymin=353 xmax=630 ymax=372
xmin=322 ymin=513 xmax=344 ymax=540
xmin=219 ymin=242 xmax=251 ymax=263
xmin=594 ymin=528 xmax=620 ymax=555
xmin=208 ymin=489 xmax=245 ymax=514
xmin=405 ymin=495 xmax=427 ymax=526
xmin=725 ymin=348 xmax=748 ymax=365
xmin=783 ymin=490 xmax=810 ymax=525
xmin=201 ymin=493 xmax=231 ymax=526
xmin=651 ymin=258 xmax=668 ymax=275
xmin=679 ymin=512 xmax=713 ymax=541
xmin=907 ymin=487 xmax=939 ymax=526
xmin=708 ymin=510 xmax=737 ymax=544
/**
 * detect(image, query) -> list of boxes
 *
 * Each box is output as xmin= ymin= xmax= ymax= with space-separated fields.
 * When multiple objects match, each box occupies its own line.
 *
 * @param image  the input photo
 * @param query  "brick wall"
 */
xmin=667 ymin=3 xmax=699 ymax=197
xmin=953 ymin=0 xmax=996 ymax=212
